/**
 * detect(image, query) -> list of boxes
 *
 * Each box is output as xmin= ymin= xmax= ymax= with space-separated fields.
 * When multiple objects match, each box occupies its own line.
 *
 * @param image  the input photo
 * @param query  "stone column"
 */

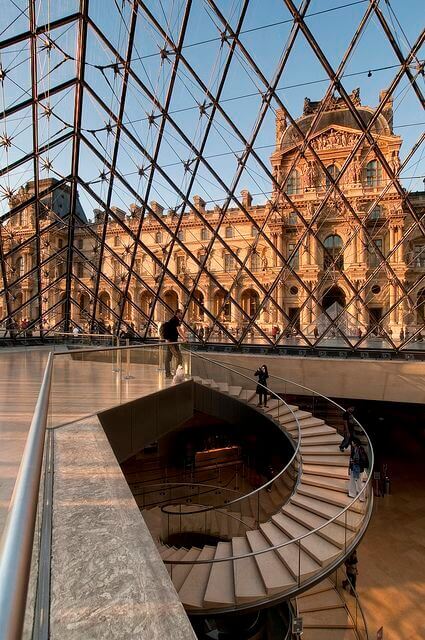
xmin=389 ymin=226 xmax=396 ymax=262
xmin=360 ymin=228 xmax=367 ymax=265
xmin=389 ymin=281 xmax=396 ymax=325
xmin=299 ymin=288 xmax=309 ymax=331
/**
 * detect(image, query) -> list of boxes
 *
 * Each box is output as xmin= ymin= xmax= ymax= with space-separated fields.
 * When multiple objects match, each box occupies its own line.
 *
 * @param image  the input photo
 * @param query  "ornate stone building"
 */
xmin=2 ymin=90 xmax=425 ymax=344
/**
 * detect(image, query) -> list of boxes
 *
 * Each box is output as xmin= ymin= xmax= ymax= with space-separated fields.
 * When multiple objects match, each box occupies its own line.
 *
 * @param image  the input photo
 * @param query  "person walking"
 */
xmin=342 ymin=550 xmax=358 ymax=594
xmin=163 ymin=309 xmax=185 ymax=379
xmin=348 ymin=437 xmax=369 ymax=502
xmin=255 ymin=364 xmax=269 ymax=408
xmin=340 ymin=406 xmax=356 ymax=451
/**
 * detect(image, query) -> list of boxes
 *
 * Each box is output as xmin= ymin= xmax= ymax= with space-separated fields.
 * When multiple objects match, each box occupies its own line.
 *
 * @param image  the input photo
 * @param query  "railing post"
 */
xmin=112 ymin=336 xmax=121 ymax=372
xmin=344 ymin=509 xmax=348 ymax=553
xmin=297 ymin=539 xmax=301 ymax=588
xmin=123 ymin=339 xmax=134 ymax=379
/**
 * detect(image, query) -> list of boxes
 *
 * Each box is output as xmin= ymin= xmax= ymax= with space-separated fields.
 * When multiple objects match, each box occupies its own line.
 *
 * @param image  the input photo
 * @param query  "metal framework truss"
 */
xmin=0 ymin=0 xmax=424 ymax=352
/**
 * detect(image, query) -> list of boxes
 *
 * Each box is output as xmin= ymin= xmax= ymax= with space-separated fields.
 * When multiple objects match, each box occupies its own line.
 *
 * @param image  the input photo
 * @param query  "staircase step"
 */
xmin=303 ymin=465 xmax=350 ymax=479
xmin=300 ymin=629 xmax=357 ymax=640
xmin=159 ymin=544 xmax=177 ymax=560
xmin=203 ymin=542 xmax=235 ymax=607
xmin=171 ymin=547 xmax=202 ymax=590
xmin=281 ymin=504 xmax=351 ymax=549
xmin=297 ymin=483 xmax=364 ymax=514
xmin=302 ymin=473 xmax=349 ymax=494
xmin=298 ymin=577 xmax=334 ymax=596
xmin=302 ymin=608 xmax=354 ymax=629
xmin=179 ymin=545 xmax=216 ymax=609
xmin=232 ymin=537 xmax=267 ymax=603
xmin=246 ymin=530 xmax=295 ymax=595
xmin=299 ymin=434 xmax=343 ymax=446
xmin=216 ymin=382 xmax=229 ymax=393
xmin=259 ymin=522 xmax=320 ymax=580
xmin=302 ymin=455 xmax=349 ymax=468
xmin=285 ymin=418 xmax=327 ymax=432
xmin=163 ymin=546 xmax=190 ymax=574
xmin=297 ymin=588 xmax=343 ymax=613
xmin=290 ymin=494 xmax=362 ymax=531
xmin=228 ymin=385 xmax=243 ymax=397
xmin=301 ymin=444 xmax=348 ymax=456
xmin=287 ymin=424 xmax=335 ymax=438
xmin=262 ymin=398 xmax=284 ymax=411
xmin=267 ymin=404 xmax=299 ymax=417
xmin=279 ymin=410 xmax=313 ymax=425
xmin=271 ymin=513 xmax=341 ymax=566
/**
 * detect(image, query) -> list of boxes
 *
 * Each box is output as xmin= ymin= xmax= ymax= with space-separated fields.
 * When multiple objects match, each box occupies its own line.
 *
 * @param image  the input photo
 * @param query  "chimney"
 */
xmin=129 ymin=203 xmax=141 ymax=218
xmin=93 ymin=208 xmax=103 ymax=223
xmin=241 ymin=189 xmax=252 ymax=209
xmin=379 ymin=89 xmax=393 ymax=132
xmin=150 ymin=200 xmax=164 ymax=216
xmin=193 ymin=195 xmax=206 ymax=214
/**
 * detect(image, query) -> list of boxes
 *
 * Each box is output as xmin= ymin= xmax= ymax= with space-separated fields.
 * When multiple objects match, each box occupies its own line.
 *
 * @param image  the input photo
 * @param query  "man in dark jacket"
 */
xmin=163 ymin=309 xmax=185 ymax=378
xmin=340 ymin=406 xmax=356 ymax=451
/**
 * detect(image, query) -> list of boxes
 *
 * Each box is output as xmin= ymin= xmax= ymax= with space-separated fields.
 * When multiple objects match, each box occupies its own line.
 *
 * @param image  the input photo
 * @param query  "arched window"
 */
xmin=99 ymin=291 xmax=111 ymax=318
xmin=324 ymin=234 xmax=343 ymax=270
xmin=189 ymin=289 xmax=204 ymax=322
xmin=15 ymin=257 xmax=24 ymax=278
xmin=366 ymin=160 xmax=381 ymax=187
xmin=214 ymin=290 xmax=231 ymax=322
xmin=417 ymin=288 xmax=425 ymax=324
xmin=286 ymin=169 xmax=300 ymax=195
xmin=225 ymin=225 xmax=234 ymax=238
xmin=370 ymin=205 xmax=381 ymax=220
xmin=325 ymin=164 xmax=339 ymax=189
xmin=241 ymin=289 xmax=260 ymax=318
xmin=251 ymin=252 xmax=261 ymax=271
xmin=200 ymin=227 xmax=209 ymax=241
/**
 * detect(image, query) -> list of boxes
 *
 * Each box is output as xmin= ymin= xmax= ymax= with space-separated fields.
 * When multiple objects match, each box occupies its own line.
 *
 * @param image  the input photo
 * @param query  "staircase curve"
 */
xmin=140 ymin=352 xmax=374 ymax=618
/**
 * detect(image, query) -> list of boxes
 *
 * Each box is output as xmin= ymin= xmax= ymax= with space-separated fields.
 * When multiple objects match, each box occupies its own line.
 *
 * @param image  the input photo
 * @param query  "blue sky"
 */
xmin=1 ymin=0 xmax=424 ymax=220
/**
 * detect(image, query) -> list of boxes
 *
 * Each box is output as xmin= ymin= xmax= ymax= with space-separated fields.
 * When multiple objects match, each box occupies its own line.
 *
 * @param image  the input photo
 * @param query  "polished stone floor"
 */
xmin=0 ymin=346 xmax=179 ymax=534
xmin=358 ymin=458 xmax=425 ymax=640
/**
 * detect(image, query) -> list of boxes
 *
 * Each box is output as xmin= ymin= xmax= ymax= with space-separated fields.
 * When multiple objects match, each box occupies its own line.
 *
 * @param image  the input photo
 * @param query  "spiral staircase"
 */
xmin=137 ymin=364 xmax=373 ymax=634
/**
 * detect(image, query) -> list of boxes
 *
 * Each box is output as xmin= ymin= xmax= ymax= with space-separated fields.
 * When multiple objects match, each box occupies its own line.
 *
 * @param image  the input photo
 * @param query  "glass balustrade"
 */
xmin=1 ymin=340 xmax=373 ymax=637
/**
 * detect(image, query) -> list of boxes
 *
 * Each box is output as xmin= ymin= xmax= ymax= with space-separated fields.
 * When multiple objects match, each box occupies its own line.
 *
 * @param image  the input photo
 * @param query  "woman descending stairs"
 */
xmin=140 ymin=376 xmax=373 ymax=615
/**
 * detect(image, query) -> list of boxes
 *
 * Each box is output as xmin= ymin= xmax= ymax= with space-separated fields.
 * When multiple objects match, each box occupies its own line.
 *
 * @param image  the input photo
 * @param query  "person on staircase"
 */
xmin=348 ymin=437 xmax=369 ymax=502
xmin=255 ymin=364 xmax=269 ymax=408
xmin=340 ymin=405 xmax=356 ymax=451
xmin=163 ymin=309 xmax=185 ymax=379
xmin=342 ymin=550 xmax=358 ymax=594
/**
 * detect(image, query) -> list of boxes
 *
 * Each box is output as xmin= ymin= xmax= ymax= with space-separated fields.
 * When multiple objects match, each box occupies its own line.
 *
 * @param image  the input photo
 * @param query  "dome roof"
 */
xmin=280 ymin=107 xmax=392 ymax=149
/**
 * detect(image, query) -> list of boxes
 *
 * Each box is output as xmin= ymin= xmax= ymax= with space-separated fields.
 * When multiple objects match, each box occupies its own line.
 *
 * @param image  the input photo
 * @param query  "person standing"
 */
xmin=348 ymin=437 xmax=369 ymax=501
xmin=340 ymin=406 xmax=356 ymax=451
xmin=163 ymin=309 xmax=185 ymax=379
xmin=255 ymin=364 xmax=269 ymax=408
xmin=342 ymin=550 xmax=358 ymax=594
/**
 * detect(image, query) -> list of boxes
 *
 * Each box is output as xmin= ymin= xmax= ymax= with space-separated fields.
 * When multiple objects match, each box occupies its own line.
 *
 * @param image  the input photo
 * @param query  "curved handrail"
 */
xmin=0 ymin=353 xmax=54 ymax=640
xmin=51 ymin=340 xmax=179 ymax=356
xmin=162 ymin=350 xmax=374 ymax=567
xmin=138 ymin=480 xmax=243 ymax=496
xmin=332 ymin=566 xmax=370 ymax=640
xmin=162 ymin=350 xmax=302 ymax=517
xmin=51 ymin=342 xmax=373 ymax=572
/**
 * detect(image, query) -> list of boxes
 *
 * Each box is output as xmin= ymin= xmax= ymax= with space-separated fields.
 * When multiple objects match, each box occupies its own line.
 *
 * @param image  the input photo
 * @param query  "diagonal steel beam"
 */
xmin=63 ymin=0 xmax=89 ymax=332
xmin=118 ymin=0 xmax=193 ymax=337
xmin=91 ymin=0 xmax=139 ymax=333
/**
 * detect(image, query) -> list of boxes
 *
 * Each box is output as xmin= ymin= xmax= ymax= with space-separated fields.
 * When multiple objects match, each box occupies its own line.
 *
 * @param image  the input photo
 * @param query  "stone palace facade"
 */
xmin=2 ymin=90 xmax=425 ymax=341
